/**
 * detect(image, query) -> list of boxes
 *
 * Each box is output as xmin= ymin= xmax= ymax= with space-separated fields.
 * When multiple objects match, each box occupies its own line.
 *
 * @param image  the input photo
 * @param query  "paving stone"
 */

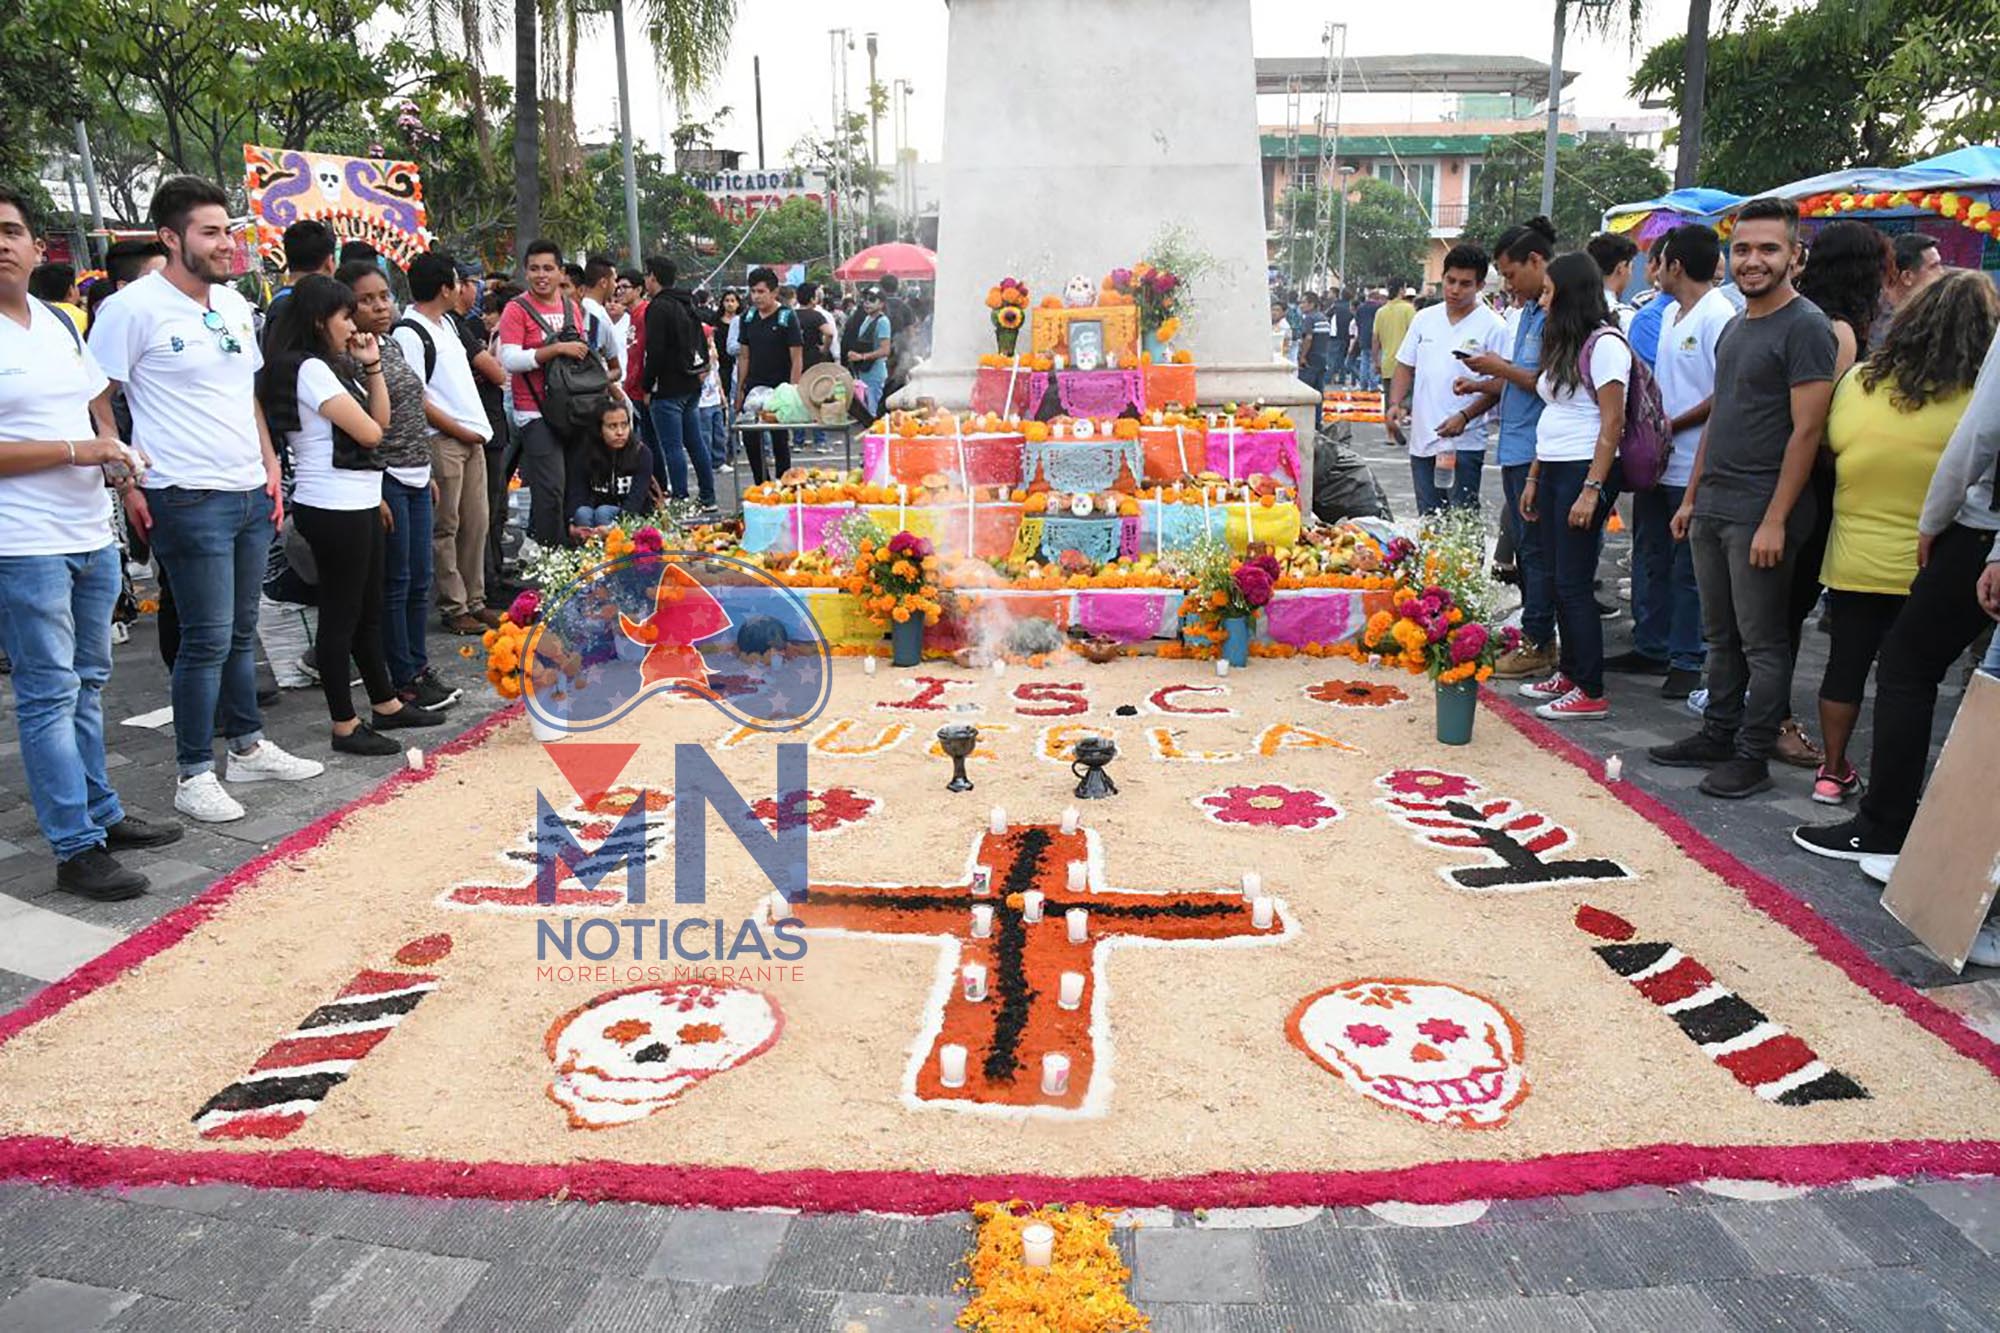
xmin=1379 ymin=1295 xmax=1595 ymax=1331
xmin=10 ymin=1196 xmax=211 ymax=1295
xmin=1134 ymin=1228 xmax=1265 ymax=1304
xmin=1809 ymin=1269 xmax=1993 ymax=1333
xmin=700 ymin=1284 xmax=839 ymax=1332
xmin=119 ymin=1215 xmax=317 ymax=1307
xmin=1258 ymin=1223 xmax=1396 ymax=1305
xmin=117 ymin=857 xmax=214 ymax=896
xmin=1560 ymin=1185 xmax=1692 ymax=1216
xmin=1703 ymin=1274 xmax=1869 ymax=1331
xmin=0 ymin=1277 xmax=141 ymax=1332
xmin=108 ymin=1185 xmax=249 ymax=1219
xmin=1910 ymin=1176 xmax=2000 ymax=1256
xmin=825 ymin=1292 xmax=966 ymax=1332
xmin=1493 ymin=1217 xmax=1646 ymax=1296
xmin=0 ymin=967 xmax=43 ymax=1012
xmin=1706 ymin=1199 xmax=1875 ymax=1275
xmin=1576 ymin=1283 xmax=1734 ymax=1333
xmin=203 ymin=813 xmax=313 ymax=847
xmin=1365 ymin=1223 xmax=1525 ymax=1303
xmin=563 ymin=1273 xmax=714 ymax=1332
xmin=1584 ymin=1208 xmax=1757 ymax=1287
xmin=279 ymin=1243 xmax=485 ymax=1330
xmin=420 ymin=1198 xmax=569 ymax=1262
xmin=437 ymin=1262 xmax=599 ymax=1333
xmin=1818 ymin=1185 xmax=1981 ymax=1266
xmin=318 ymin=1191 xmax=457 ymax=1251
xmin=0 ymin=838 xmax=25 ymax=861
xmin=645 ymin=1208 xmax=791 ymax=1286
xmin=1146 ymin=1306 xmax=1329 ymax=1333
xmin=764 ymin=1215 xmax=967 ymax=1297
xmin=527 ymin=1200 xmax=677 ymax=1275
xmin=104 ymin=1296 xmax=241 ymax=1331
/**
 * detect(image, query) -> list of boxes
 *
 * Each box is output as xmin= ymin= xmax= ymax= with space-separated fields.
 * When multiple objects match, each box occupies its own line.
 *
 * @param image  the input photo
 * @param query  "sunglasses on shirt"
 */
xmin=203 ymin=309 xmax=243 ymax=355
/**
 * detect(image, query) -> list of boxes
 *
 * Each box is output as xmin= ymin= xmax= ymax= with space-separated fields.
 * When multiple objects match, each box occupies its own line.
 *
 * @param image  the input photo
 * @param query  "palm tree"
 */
xmin=512 ymin=0 xmax=738 ymax=261
xmin=1676 ymin=0 xmax=1712 ymax=187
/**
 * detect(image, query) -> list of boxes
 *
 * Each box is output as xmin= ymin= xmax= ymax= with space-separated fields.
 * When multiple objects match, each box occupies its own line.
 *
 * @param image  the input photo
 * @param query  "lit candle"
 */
xmin=1041 ymin=1053 xmax=1071 ymax=1096
xmin=1021 ymin=1222 xmax=1055 ymax=1268
xmin=1215 ymin=658 xmax=1231 ymax=678
xmin=962 ymin=963 xmax=988 ymax=1002
xmin=1252 ymin=896 xmax=1275 ymax=929
xmin=863 ymin=654 xmax=877 ymax=676
xmin=1022 ymin=889 xmax=1044 ymax=922
xmin=1066 ymin=860 xmax=1087 ymax=892
xmin=939 ymin=1043 xmax=968 ymax=1088
xmin=971 ymin=904 xmax=994 ymax=938
xmin=989 ymin=806 xmax=1007 ymax=835
xmin=991 ymin=658 xmax=1006 ymax=679
xmin=1066 ymin=908 xmax=1088 ymax=943
xmin=1605 ymin=754 xmax=1623 ymax=782
xmin=1058 ymin=971 xmax=1085 ymax=1009
xmin=970 ymin=865 xmax=993 ymax=896
xmin=1061 ymin=806 xmax=1079 ymax=834
xmin=1242 ymin=871 xmax=1261 ymax=897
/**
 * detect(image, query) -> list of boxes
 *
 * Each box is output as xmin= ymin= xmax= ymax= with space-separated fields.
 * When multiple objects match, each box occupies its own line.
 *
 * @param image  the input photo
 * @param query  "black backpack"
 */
xmin=512 ymin=295 xmax=611 ymax=436
xmin=392 ymin=316 xmax=437 ymax=381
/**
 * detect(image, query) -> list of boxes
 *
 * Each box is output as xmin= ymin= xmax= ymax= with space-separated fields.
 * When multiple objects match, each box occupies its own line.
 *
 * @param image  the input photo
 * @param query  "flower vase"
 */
xmin=1435 ymin=678 xmax=1478 ymax=746
xmin=891 ymin=617 xmax=924 ymax=667
xmin=995 ymin=325 xmax=1020 ymax=357
xmin=1143 ymin=328 xmax=1170 ymax=361
xmin=1222 ymin=616 xmax=1252 ymax=668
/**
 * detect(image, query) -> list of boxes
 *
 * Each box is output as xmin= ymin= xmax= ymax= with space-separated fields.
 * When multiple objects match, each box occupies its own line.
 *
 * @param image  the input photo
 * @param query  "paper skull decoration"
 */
xmin=545 ymin=980 xmax=783 ymax=1129
xmin=1287 ymin=978 xmax=1528 ymax=1129
xmin=313 ymin=160 xmax=344 ymax=205
xmin=1063 ymin=274 xmax=1097 ymax=308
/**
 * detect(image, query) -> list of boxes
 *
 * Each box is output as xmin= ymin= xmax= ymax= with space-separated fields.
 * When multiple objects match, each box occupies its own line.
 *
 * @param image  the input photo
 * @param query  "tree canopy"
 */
xmin=1462 ymin=134 xmax=1669 ymax=254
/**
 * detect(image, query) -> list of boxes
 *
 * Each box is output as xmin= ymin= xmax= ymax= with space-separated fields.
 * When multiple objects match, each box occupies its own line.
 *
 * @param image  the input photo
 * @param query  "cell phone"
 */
xmin=1450 ymin=348 xmax=1473 ymax=360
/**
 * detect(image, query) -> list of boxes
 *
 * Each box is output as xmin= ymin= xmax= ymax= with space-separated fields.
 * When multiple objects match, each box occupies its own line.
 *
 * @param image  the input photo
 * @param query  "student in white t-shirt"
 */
xmin=577 ymin=256 xmax=626 ymax=387
xmin=1519 ymin=252 xmax=1631 ymax=722
xmin=89 ymin=176 xmax=323 ymax=824
xmin=1387 ymin=244 xmax=1511 ymax=514
xmin=1621 ymin=224 xmax=1731 ymax=690
xmin=257 ymin=275 xmax=446 ymax=760
xmin=0 ymin=186 xmax=187 ymax=901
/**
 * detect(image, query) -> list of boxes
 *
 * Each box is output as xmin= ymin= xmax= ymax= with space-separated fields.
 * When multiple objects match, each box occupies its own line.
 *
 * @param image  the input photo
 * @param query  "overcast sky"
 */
xmin=554 ymin=0 xmax=1689 ymax=168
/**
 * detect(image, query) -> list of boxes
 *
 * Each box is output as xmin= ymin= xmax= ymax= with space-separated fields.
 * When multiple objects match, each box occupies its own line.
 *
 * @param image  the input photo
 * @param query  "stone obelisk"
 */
xmin=901 ymin=0 xmax=1317 ymax=439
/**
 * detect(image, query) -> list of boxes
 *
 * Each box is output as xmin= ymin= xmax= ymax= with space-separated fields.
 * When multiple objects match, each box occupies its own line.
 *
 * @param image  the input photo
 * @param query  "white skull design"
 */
xmin=1063 ymin=274 xmax=1097 ymax=308
xmin=1290 ymin=978 xmax=1528 ymax=1128
xmin=313 ymin=161 xmax=343 ymax=204
xmin=545 ymin=981 xmax=782 ymax=1128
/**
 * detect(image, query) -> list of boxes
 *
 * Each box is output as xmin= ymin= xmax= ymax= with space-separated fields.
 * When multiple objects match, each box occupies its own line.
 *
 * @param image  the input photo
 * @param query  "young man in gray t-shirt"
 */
xmin=1648 ymin=197 xmax=1836 ymax=798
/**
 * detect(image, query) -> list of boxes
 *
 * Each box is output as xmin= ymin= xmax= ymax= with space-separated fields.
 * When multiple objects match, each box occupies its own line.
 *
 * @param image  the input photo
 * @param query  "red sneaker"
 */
xmin=1535 ymin=687 xmax=1610 ymax=720
xmin=1517 ymin=673 xmax=1573 ymax=701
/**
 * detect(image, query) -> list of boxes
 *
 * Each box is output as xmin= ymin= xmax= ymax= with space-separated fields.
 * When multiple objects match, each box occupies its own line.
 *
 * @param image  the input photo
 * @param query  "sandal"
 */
xmin=1774 ymin=718 xmax=1824 ymax=770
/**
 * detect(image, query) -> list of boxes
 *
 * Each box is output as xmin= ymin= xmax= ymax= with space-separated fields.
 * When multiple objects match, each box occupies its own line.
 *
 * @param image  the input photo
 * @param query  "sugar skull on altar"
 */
xmin=1063 ymin=274 xmax=1097 ymax=308
xmin=544 ymin=981 xmax=783 ymax=1129
xmin=1288 ymin=978 xmax=1529 ymax=1129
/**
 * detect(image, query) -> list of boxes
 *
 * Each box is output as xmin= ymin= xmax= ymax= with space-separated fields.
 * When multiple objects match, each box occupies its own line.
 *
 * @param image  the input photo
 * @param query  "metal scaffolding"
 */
xmin=1307 ymin=22 xmax=1348 ymax=293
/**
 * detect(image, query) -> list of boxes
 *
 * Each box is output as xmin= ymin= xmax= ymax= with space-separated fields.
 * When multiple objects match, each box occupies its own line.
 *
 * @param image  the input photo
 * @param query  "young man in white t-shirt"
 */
xmin=394 ymin=252 xmax=495 ymax=638
xmin=91 ymin=177 xmax=324 ymax=824
xmin=1613 ymin=224 xmax=1731 ymax=696
xmin=1387 ymin=244 xmax=1511 ymax=514
xmin=0 ymin=188 xmax=188 ymax=899
xmin=577 ymin=255 xmax=626 ymax=387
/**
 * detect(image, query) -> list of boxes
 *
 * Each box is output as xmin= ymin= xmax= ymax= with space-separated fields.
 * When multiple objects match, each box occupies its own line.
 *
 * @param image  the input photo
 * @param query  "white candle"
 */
xmin=1242 ymin=871 xmax=1261 ymax=897
xmin=991 ymin=658 xmax=1006 ymax=679
xmin=939 ymin=1043 xmax=968 ymax=1088
xmin=1021 ymin=1222 xmax=1055 ymax=1268
xmin=971 ymin=865 xmax=993 ymax=896
xmin=405 ymin=748 xmax=423 ymax=771
xmin=1061 ymin=806 xmax=1079 ymax=834
xmin=1215 ymin=658 xmax=1231 ymax=678
xmin=962 ymin=963 xmax=988 ymax=1002
xmin=1605 ymin=754 xmax=1623 ymax=782
xmin=863 ymin=654 xmax=877 ymax=676
xmin=1066 ymin=860 xmax=1086 ymax=892
xmin=1252 ymin=896 xmax=1275 ymax=929
xmin=1066 ymin=908 xmax=1088 ymax=943
xmin=1022 ymin=889 xmax=1044 ymax=922
xmin=989 ymin=806 xmax=1007 ymax=835
xmin=1058 ymin=971 xmax=1085 ymax=1009
xmin=1041 ymin=1053 xmax=1071 ymax=1096
xmin=971 ymin=904 xmax=994 ymax=938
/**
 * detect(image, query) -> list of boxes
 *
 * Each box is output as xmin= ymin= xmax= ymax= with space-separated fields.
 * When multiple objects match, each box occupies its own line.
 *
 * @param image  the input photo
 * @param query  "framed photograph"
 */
xmin=1067 ymin=319 xmax=1105 ymax=372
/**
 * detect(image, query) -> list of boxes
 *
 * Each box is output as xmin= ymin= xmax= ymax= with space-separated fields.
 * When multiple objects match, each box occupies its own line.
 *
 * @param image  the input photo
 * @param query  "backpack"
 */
xmin=512 ymin=295 xmax=612 ymax=436
xmin=392 ymin=316 xmax=437 ymax=381
xmin=1581 ymin=326 xmax=1672 ymax=491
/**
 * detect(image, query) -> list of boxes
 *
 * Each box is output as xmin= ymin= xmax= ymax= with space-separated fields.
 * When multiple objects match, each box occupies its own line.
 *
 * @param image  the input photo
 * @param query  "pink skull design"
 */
xmin=1288 ymin=978 xmax=1529 ymax=1129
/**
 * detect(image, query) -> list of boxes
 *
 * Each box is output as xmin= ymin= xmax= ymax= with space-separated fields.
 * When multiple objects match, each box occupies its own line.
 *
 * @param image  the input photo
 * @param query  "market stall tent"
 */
xmin=1603 ymin=187 xmax=1745 ymax=249
xmin=1723 ymin=145 xmax=2000 ymax=272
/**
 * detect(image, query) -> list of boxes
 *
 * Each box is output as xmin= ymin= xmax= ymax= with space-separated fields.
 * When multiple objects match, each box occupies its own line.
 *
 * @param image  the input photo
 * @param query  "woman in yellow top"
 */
xmin=1812 ymin=270 xmax=1999 ymax=804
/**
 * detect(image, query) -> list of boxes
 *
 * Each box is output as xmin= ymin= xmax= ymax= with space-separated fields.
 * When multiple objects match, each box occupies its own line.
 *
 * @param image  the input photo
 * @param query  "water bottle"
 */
xmin=1434 ymin=450 xmax=1456 ymax=492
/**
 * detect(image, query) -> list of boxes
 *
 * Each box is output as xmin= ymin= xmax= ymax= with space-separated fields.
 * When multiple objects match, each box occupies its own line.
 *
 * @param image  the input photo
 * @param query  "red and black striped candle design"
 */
xmin=192 ymin=935 xmax=452 ymax=1140
xmin=1575 ymin=906 xmax=1867 ymax=1106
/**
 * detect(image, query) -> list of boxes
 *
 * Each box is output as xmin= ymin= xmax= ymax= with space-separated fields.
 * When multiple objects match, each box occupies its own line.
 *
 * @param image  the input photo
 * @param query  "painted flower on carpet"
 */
xmin=1379 ymin=768 xmax=1480 ymax=801
xmin=750 ymin=786 xmax=879 ymax=835
xmin=1306 ymin=679 xmax=1410 ymax=709
xmin=1195 ymin=783 xmax=1343 ymax=831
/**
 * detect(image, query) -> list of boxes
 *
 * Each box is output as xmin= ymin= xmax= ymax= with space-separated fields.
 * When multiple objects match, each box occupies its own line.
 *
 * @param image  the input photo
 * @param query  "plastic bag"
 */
xmin=767 ymin=383 xmax=810 ymax=424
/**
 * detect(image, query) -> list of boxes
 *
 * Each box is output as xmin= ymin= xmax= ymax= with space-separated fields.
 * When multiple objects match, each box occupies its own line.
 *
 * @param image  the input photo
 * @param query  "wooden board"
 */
xmin=1881 ymin=670 xmax=2000 ymax=972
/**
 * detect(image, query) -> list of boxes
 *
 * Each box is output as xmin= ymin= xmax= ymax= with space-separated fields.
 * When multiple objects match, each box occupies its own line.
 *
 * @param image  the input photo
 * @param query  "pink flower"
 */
xmin=1233 ymin=565 xmax=1274 ymax=608
xmin=1196 ymin=783 xmax=1343 ymax=831
xmin=631 ymin=527 xmax=664 ymax=553
xmin=1448 ymin=623 xmax=1488 ymax=664
xmin=508 ymin=590 xmax=541 ymax=625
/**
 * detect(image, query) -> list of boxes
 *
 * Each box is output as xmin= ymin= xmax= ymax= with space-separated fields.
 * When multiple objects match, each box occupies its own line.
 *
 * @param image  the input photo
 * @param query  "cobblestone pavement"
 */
xmin=0 ymin=427 xmax=1994 ymax=1331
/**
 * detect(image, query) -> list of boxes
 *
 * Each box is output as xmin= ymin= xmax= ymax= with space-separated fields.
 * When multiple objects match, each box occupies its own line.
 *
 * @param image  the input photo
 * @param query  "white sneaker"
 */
xmin=1685 ymin=687 xmax=1709 ymax=717
xmin=226 ymin=740 xmax=325 ymax=784
xmin=1858 ymin=854 xmax=1897 ymax=886
xmin=1970 ymin=923 xmax=2000 ymax=969
xmin=175 ymin=772 xmax=245 ymax=823
xmin=110 ymin=621 xmax=130 ymax=645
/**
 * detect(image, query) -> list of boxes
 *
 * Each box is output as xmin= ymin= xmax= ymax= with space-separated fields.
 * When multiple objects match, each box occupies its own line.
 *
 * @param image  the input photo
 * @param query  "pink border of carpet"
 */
xmin=1 ymin=692 xmax=1996 ymax=1213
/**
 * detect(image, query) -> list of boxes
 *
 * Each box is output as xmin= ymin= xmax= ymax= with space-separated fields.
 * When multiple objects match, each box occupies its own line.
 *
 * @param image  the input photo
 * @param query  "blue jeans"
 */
xmin=650 ymin=392 xmax=717 ymax=506
xmin=1503 ymin=463 xmax=1556 ymax=647
xmin=0 ymin=546 xmax=126 ymax=858
xmin=573 ymin=503 xmax=621 ymax=527
xmin=144 ymin=487 xmax=269 ymax=776
xmin=1630 ymin=482 xmax=1705 ymax=671
xmin=382 ymin=476 xmax=434 ymax=688
xmin=1410 ymin=450 xmax=1485 ymax=516
xmin=1359 ymin=358 xmax=1382 ymax=392
xmin=1302 ymin=363 xmax=1329 ymax=431
xmin=701 ymin=404 xmax=728 ymax=470
xmin=1533 ymin=459 xmax=1617 ymax=697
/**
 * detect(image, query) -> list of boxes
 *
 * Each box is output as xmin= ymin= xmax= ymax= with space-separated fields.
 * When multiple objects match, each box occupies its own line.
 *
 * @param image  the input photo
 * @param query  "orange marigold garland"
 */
xmin=958 ymin=1202 xmax=1148 ymax=1333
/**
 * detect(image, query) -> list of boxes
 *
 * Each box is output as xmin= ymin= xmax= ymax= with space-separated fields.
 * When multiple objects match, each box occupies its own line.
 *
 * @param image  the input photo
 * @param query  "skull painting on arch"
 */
xmin=312 ymin=160 xmax=344 ymax=205
xmin=1063 ymin=274 xmax=1097 ymax=308
xmin=544 ymin=980 xmax=783 ymax=1129
xmin=1287 ymin=978 xmax=1529 ymax=1129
